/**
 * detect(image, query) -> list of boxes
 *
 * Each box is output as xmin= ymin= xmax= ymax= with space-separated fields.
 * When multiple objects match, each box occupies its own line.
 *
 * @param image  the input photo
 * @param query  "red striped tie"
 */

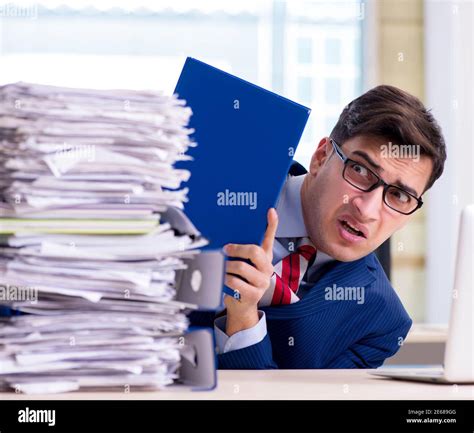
xmin=259 ymin=238 xmax=317 ymax=307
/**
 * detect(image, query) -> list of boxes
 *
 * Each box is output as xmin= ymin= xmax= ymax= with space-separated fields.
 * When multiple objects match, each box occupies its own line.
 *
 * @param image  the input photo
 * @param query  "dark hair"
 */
xmin=330 ymin=85 xmax=446 ymax=192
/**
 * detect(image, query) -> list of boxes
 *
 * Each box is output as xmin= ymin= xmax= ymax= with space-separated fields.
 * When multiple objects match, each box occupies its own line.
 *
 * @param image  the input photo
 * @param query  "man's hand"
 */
xmin=223 ymin=208 xmax=278 ymax=336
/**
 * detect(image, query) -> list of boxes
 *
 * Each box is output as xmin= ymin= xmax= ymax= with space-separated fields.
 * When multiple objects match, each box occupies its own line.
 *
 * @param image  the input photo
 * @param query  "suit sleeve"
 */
xmin=325 ymin=316 xmax=412 ymax=369
xmin=188 ymin=309 xmax=278 ymax=369
xmin=217 ymin=333 xmax=278 ymax=369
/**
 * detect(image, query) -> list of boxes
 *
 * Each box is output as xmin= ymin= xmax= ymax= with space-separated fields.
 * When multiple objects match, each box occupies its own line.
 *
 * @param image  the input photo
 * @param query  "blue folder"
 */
xmin=175 ymin=57 xmax=310 ymax=254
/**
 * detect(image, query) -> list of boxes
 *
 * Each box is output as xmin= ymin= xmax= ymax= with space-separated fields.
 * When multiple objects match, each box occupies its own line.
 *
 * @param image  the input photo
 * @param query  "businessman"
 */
xmin=192 ymin=84 xmax=447 ymax=369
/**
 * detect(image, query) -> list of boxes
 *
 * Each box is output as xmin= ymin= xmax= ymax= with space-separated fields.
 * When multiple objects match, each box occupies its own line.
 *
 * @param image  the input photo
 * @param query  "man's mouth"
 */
xmin=340 ymin=219 xmax=366 ymax=238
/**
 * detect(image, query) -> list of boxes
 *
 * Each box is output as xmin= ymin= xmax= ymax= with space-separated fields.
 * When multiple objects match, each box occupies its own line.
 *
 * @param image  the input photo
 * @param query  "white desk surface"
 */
xmin=0 ymin=369 xmax=472 ymax=400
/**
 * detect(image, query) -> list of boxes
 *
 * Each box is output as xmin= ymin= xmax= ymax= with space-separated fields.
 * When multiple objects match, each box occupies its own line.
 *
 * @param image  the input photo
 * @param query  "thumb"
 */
xmin=261 ymin=208 xmax=278 ymax=260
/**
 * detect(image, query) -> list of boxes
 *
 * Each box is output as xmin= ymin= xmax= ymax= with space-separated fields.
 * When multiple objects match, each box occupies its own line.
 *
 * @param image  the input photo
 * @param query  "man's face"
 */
xmin=301 ymin=135 xmax=433 ymax=262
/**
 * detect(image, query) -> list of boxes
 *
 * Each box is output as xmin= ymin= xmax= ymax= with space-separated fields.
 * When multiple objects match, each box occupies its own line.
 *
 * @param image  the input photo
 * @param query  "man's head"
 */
xmin=301 ymin=85 xmax=446 ymax=262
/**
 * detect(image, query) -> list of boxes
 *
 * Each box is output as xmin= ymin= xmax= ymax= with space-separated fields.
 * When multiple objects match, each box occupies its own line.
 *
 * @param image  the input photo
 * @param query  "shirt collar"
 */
xmin=275 ymin=174 xmax=308 ymax=238
xmin=274 ymin=171 xmax=336 ymax=268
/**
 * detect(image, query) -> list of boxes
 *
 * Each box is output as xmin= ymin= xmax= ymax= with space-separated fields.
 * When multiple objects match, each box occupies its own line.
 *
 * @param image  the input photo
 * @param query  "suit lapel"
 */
xmin=262 ymin=254 xmax=377 ymax=319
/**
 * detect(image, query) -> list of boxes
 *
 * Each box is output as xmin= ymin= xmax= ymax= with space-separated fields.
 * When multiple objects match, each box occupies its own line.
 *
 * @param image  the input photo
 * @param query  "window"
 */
xmin=325 ymin=77 xmax=341 ymax=104
xmin=284 ymin=1 xmax=363 ymax=166
xmin=0 ymin=0 xmax=363 ymax=170
xmin=297 ymin=76 xmax=313 ymax=105
xmin=297 ymin=37 xmax=312 ymax=64
xmin=325 ymin=38 xmax=342 ymax=64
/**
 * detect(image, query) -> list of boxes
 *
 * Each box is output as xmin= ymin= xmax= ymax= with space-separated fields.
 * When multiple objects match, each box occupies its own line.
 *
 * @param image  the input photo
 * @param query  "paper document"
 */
xmin=0 ymin=82 xmax=211 ymax=393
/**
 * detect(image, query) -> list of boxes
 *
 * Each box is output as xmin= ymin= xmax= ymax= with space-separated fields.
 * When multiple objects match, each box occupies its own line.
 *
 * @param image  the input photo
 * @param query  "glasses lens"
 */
xmin=342 ymin=159 xmax=419 ymax=214
xmin=344 ymin=160 xmax=378 ymax=190
xmin=385 ymin=186 xmax=417 ymax=214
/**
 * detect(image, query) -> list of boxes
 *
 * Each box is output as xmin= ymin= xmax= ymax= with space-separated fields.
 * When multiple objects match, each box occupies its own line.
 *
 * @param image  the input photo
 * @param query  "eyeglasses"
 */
xmin=330 ymin=138 xmax=423 ymax=215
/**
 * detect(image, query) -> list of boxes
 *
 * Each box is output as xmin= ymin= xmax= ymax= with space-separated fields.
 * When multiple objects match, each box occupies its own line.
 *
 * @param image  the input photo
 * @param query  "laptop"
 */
xmin=371 ymin=204 xmax=474 ymax=383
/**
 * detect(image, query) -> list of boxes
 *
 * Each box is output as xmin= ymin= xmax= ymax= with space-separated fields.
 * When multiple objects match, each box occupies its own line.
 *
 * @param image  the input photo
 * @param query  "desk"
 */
xmin=0 ymin=369 xmax=472 ymax=400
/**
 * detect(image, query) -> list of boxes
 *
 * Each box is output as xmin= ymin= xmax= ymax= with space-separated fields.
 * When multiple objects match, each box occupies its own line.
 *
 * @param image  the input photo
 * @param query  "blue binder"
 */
xmin=174 ymin=57 xmax=310 ymax=251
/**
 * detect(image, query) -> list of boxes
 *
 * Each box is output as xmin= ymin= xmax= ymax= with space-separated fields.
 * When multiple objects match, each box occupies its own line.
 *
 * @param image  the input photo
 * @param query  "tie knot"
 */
xmin=258 ymin=237 xmax=318 ymax=307
xmin=296 ymin=244 xmax=317 ymax=262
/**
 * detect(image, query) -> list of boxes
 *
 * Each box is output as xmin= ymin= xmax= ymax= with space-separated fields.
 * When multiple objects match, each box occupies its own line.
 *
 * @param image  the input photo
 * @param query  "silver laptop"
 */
xmin=371 ymin=204 xmax=473 ymax=384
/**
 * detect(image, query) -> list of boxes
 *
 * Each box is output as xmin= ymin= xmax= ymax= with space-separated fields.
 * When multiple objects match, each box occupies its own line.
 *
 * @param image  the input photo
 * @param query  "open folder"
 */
xmin=174 ymin=58 xmax=311 ymax=251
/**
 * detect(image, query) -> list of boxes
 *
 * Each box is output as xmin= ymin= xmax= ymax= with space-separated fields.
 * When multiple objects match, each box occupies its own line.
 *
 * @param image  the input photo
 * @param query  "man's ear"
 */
xmin=309 ymin=137 xmax=331 ymax=175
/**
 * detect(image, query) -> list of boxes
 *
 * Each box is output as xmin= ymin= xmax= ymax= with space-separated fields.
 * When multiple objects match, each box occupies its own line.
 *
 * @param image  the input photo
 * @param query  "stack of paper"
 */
xmin=0 ymin=82 xmax=208 ymax=393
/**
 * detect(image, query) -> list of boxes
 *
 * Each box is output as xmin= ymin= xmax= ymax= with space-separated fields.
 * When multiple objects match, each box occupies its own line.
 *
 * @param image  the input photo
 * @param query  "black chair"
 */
xmin=374 ymin=238 xmax=391 ymax=280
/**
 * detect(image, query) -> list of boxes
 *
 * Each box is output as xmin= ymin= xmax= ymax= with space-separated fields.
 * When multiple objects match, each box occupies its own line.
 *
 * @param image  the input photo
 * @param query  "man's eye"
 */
xmin=350 ymin=162 xmax=370 ymax=177
xmin=390 ymin=189 xmax=411 ymax=203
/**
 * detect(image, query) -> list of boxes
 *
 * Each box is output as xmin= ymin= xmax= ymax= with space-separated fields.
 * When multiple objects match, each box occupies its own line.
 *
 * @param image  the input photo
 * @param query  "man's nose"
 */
xmin=351 ymin=186 xmax=384 ymax=221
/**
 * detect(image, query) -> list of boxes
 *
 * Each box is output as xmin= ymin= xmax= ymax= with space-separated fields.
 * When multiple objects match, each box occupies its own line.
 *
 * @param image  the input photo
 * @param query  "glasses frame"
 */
xmin=329 ymin=138 xmax=423 ymax=215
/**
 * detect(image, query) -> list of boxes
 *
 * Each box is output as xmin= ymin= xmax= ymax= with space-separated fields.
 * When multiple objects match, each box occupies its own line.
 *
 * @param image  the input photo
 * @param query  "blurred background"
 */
xmin=0 ymin=0 xmax=472 ymax=362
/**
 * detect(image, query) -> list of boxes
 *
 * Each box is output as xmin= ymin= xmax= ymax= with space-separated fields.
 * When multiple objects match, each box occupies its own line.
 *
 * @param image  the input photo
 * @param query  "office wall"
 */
xmin=376 ymin=0 xmax=427 ymax=323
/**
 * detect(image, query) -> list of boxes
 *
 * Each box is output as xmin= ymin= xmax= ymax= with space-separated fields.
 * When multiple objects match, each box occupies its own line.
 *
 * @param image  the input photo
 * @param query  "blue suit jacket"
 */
xmin=190 ymin=161 xmax=412 ymax=369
